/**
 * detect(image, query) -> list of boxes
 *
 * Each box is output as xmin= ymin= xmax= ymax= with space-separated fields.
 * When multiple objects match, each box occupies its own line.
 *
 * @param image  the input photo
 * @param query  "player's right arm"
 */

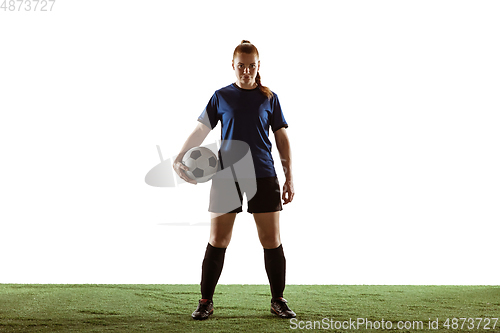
xmin=173 ymin=122 xmax=212 ymax=184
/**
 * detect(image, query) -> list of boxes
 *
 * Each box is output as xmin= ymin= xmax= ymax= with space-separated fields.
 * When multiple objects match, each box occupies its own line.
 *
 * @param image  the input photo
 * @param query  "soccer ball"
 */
xmin=181 ymin=147 xmax=218 ymax=183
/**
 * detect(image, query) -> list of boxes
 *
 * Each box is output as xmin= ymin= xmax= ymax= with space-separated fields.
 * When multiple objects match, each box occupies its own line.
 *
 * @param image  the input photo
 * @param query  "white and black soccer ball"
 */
xmin=181 ymin=147 xmax=218 ymax=183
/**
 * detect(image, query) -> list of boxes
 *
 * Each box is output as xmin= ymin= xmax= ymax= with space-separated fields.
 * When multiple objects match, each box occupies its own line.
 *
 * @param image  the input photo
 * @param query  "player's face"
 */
xmin=232 ymin=53 xmax=260 ymax=89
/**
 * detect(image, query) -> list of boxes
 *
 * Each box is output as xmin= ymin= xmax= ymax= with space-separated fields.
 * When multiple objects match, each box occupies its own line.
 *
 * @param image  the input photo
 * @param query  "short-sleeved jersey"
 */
xmin=198 ymin=83 xmax=288 ymax=178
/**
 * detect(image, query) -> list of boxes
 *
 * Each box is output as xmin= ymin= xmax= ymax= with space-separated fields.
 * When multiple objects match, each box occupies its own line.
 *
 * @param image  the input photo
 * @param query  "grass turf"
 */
xmin=0 ymin=284 xmax=499 ymax=332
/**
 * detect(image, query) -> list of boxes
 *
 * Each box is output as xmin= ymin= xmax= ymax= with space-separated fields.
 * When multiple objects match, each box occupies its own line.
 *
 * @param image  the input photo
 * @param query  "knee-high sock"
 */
xmin=264 ymin=244 xmax=286 ymax=300
xmin=200 ymin=243 xmax=226 ymax=300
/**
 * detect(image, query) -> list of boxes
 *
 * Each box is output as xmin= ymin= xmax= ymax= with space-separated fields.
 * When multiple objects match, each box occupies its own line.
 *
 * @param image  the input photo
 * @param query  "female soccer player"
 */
xmin=173 ymin=40 xmax=295 ymax=320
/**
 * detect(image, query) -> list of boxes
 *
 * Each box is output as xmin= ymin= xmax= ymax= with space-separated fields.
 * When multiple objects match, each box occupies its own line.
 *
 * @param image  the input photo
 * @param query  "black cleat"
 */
xmin=192 ymin=299 xmax=214 ymax=320
xmin=271 ymin=297 xmax=296 ymax=318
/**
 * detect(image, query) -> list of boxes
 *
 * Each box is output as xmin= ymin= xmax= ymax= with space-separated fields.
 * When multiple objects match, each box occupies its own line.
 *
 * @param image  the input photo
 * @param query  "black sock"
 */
xmin=200 ymin=243 xmax=226 ymax=300
xmin=264 ymin=244 xmax=286 ymax=301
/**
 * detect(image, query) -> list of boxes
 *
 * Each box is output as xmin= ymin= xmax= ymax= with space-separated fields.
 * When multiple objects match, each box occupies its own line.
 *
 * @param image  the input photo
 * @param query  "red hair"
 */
xmin=233 ymin=40 xmax=273 ymax=100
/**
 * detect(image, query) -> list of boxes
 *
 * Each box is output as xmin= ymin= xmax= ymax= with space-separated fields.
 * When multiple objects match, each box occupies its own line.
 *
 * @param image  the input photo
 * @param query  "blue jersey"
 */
xmin=198 ymin=83 xmax=288 ymax=178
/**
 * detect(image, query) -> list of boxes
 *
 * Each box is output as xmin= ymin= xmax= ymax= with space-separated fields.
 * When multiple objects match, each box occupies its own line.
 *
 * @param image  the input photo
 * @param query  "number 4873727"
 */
xmin=443 ymin=318 xmax=498 ymax=330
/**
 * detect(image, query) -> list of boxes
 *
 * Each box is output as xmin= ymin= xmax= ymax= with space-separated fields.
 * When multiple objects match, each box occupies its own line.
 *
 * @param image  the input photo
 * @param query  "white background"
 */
xmin=1 ymin=1 xmax=499 ymax=285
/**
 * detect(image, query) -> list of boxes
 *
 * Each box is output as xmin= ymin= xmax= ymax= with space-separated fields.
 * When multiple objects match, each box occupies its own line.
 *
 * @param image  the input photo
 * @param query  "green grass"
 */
xmin=0 ymin=285 xmax=499 ymax=332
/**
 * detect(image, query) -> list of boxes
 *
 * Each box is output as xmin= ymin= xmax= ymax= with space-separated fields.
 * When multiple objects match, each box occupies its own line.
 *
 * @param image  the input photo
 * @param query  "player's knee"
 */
xmin=259 ymin=235 xmax=281 ymax=249
xmin=209 ymin=236 xmax=231 ymax=248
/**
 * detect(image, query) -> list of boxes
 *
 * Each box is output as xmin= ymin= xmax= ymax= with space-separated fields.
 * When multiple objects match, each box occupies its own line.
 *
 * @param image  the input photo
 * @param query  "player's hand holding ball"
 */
xmin=173 ymin=147 xmax=218 ymax=185
xmin=173 ymin=160 xmax=197 ymax=185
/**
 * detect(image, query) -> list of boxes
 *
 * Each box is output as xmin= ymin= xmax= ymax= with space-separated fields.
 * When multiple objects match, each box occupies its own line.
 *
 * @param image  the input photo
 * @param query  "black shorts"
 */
xmin=209 ymin=176 xmax=282 ymax=214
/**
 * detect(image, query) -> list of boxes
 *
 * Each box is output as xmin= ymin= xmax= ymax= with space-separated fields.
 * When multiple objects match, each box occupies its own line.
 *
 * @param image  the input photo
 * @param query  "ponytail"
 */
xmin=255 ymin=72 xmax=273 ymax=100
xmin=233 ymin=40 xmax=274 ymax=100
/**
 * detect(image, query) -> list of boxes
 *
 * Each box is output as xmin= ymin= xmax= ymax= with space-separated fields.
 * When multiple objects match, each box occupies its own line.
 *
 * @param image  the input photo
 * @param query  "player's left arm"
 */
xmin=274 ymin=127 xmax=294 ymax=204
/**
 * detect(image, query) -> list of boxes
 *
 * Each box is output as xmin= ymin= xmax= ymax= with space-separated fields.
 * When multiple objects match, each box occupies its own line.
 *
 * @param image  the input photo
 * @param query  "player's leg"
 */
xmin=253 ymin=211 xmax=295 ymax=318
xmin=192 ymin=212 xmax=237 ymax=320
xmin=201 ymin=212 xmax=236 ymax=301
xmin=250 ymin=178 xmax=284 ymax=298
xmin=193 ymin=174 xmax=242 ymax=321
xmin=249 ymin=176 xmax=296 ymax=318
xmin=254 ymin=212 xmax=283 ymax=296
xmin=208 ymin=212 xmax=237 ymax=248
xmin=254 ymin=211 xmax=281 ymax=249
